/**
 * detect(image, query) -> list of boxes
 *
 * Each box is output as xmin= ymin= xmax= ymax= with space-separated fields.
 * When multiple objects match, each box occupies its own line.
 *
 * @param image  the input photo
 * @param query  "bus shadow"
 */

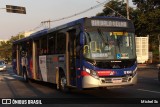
xmin=4 ymin=69 xmax=135 ymax=99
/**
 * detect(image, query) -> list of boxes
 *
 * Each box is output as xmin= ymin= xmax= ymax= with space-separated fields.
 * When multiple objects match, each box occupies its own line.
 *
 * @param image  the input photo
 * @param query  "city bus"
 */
xmin=12 ymin=16 xmax=137 ymax=91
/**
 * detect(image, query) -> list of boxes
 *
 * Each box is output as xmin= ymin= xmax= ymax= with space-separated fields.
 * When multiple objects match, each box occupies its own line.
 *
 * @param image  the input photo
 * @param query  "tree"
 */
xmin=97 ymin=0 xmax=160 ymax=36
xmin=96 ymin=0 xmax=160 ymax=62
xmin=10 ymin=34 xmax=24 ymax=42
xmin=0 ymin=34 xmax=25 ymax=62
xmin=0 ymin=41 xmax=12 ymax=62
xmin=132 ymin=0 xmax=160 ymax=56
xmin=97 ymin=0 xmax=134 ymax=19
xmin=132 ymin=0 xmax=160 ymax=35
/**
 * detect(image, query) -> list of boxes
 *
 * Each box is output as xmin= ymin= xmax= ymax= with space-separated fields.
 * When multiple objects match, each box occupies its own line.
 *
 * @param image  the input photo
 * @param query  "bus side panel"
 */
xmin=39 ymin=55 xmax=47 ymax=82
xmin=26 ymin=56 xmax=33 ymax=79
xmin=57 ymin=54 xmax=66 ymax=77
xmin=38 ymin=55 xmax=66 ymax=83
xmin=76 ymin=59 xmax=83 ymax=89
xmin=12 ymin=59 xmax=17 ymax=74
xmin=46 ymin=55 xmax=58 ymax=84
xmin=13 ymin=58 xmax=23 ymax=76
xmin=16 ymin=46 xmax=23 ymax=77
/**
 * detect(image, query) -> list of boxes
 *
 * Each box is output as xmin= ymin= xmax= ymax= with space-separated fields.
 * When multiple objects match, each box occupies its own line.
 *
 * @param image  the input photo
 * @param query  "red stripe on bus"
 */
xmin=81 ymin=71 xmax=90 ymax=76
xmin=53 ymin=57 xmax=58 ymax=62
xmin=97 ymin=70 xmax=113 ymax=76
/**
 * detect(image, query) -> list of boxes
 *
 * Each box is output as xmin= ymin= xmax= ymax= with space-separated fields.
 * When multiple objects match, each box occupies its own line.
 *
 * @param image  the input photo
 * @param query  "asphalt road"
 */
xmin=0 ymin=65 xmax=160 ymax=106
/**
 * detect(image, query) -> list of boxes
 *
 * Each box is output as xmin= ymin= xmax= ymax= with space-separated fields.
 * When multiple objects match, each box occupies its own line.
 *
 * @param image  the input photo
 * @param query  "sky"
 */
xmin=0 ymin=0 xmax=135 ymax=40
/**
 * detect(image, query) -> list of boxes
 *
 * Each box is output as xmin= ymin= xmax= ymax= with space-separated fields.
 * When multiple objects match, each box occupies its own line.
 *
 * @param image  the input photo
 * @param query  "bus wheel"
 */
xmin=23 ymin=67 xmax=28 ymax=82
xmin=59 ymin=75 xmax=68 ymax=92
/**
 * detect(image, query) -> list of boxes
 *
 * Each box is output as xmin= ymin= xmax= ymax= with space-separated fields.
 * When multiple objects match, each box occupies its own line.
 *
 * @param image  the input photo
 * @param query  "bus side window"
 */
xmin=40 ymin=36 xmax=48 ymax=55
xmin=27 ymin=41 xmax=32 ymax=57
xmin=56 ymin=32 xmax=66 ymax=54
xmin=48 ymin=33 xmax=56 ymax=54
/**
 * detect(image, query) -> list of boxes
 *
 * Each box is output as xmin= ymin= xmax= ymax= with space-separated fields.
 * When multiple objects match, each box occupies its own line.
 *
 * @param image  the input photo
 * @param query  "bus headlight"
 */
xmin=132 ymin=67 xmax=137 ymax=77
xmin=90 ymin=69 xmax=99 ymax=79
xmin=3 ymin=66 xmax=6 ymax=68
xmin=83 ymin=67 xmax=99 ymax=79
xmin=124 ymin=67 xmax=137 ymax=77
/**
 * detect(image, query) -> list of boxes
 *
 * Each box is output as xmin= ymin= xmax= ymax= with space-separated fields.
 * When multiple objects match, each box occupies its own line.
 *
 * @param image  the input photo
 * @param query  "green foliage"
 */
xmin=97 ymin=0 xmax=126 ymax=17
xmin=0 ymin=34 xmax=25 ymax=62
xmin=97 ymin=0 xmax=160 ymax=53
xmin=0 ymin=41 xmax=12 ymax=61
xmin=97 ymin=0 xmax=134 ymax=19
xmin=132 ymin=0 xmax=160 ymax=53
xmin=132 ymin=1 xmax=160 ymax=36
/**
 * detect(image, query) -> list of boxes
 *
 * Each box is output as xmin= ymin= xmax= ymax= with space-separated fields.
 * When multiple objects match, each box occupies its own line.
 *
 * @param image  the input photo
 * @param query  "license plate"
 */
xmin=112 ymin=78 xmax=122 ymax=83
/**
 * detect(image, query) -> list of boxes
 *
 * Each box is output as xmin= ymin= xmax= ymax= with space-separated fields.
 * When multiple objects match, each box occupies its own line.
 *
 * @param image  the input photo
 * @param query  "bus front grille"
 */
xmin=100 ymin=77 xmax=131 ymax=84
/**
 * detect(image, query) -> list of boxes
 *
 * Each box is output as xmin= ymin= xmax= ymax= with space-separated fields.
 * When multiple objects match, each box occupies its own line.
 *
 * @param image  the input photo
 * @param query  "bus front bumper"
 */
xmin=82 ymin=73 xmax=137 ymax=88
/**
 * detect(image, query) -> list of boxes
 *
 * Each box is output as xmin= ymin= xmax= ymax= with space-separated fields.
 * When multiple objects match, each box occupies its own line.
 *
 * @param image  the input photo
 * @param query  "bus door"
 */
xmin=67 ymin=29 xmax=77 ymax=86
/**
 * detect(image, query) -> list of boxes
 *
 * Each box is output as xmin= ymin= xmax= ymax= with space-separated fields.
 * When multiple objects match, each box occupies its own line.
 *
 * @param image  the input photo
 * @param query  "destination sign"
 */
xmin=91 ymin=20 xmax=127 ymax=27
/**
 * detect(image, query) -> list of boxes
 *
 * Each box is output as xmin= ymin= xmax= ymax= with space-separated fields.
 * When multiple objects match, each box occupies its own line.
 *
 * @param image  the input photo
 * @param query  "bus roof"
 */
xmin=13 ymin=16 xmax=129 ymax=44
xmin=48 ymin=16 xmax=129 ymax=33
xmin=48 ymin=17 xmax=85 ymax=33
xmin=13 ymin=29 xmax=48 ymax=44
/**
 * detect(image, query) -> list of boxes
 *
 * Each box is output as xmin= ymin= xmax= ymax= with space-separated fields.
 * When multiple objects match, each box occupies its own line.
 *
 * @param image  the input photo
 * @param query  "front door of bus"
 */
xmin=68 ymin=30 xmax=77 ymax=86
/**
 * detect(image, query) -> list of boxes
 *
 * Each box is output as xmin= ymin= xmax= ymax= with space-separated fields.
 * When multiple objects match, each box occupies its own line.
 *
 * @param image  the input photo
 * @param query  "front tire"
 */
xmin=58 ymin=73 xmax=69 ymax=92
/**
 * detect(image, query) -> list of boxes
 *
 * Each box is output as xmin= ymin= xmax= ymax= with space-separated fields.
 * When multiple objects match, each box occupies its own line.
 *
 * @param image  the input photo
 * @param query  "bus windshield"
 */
xmin=83 ymin=29 xmax=136 ymax=60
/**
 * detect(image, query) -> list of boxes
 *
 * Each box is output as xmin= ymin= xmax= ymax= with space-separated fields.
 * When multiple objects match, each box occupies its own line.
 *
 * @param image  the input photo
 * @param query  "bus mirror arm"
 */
xmin=80 ymin=32 xmax=84 ymax=45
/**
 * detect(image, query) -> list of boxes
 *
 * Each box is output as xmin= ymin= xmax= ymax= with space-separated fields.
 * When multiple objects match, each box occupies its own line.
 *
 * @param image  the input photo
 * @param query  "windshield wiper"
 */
xmin=97 ymin=28 xmax=108 ymax=45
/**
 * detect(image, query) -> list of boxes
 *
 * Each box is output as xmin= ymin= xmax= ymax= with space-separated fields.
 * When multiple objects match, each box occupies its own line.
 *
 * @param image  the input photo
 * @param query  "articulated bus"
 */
xmin=12 ymin=16 xmax=137 ymax=91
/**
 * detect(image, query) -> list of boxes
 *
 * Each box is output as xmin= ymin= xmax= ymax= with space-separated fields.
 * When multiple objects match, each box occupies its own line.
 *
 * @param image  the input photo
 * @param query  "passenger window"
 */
xmin=48 ymin=33 xmax=56 ymax=54
xmin=40 ymin=36 xmax=48 ymax=55
xmin=56 ymin=32 xmax=66 ymax=54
